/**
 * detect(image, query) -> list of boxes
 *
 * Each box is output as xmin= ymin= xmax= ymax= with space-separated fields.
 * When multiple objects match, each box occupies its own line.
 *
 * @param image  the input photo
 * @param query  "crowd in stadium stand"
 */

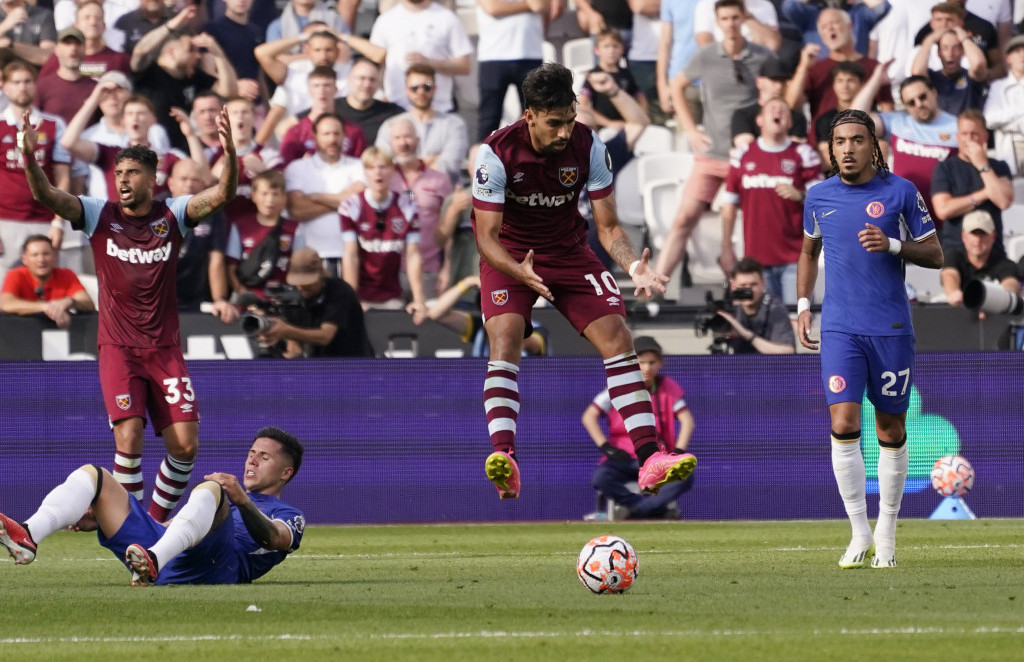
xmin=3 ymin=0 xmax=1024 ymax=356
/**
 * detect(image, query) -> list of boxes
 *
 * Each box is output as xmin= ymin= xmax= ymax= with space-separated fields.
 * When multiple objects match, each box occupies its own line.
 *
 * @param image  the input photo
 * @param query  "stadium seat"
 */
xmin=542 ymin=40 xmax=558 ymax=64
xmin=641 ymin=177 xmax=681 ymax=251
xmin=561 ymin=37 xmax=593 ymax=72
xmin=687 ymin=211 xmax=727 ymax=284
xmin=904 ymin=263 xmax=942 ymax=302
xmin=1005 ymin=234 xmax=1024 ymax=261
xmin=499 ymin=84 xmax=522 ymax=128
xmin=614 ymin=158 xmax=644 ymax=228
xmin=636 ymin=152 xmax=694 ymax=193
xmin=78 ymin=274 xmax=99 ymax=307
xmin=631 ymin=125 xmax=675 ymax=156
xmin=456 ymin=7 xmax=477 ymax=36
xmin=1001 ymin=204 xmax=1024 ymax=236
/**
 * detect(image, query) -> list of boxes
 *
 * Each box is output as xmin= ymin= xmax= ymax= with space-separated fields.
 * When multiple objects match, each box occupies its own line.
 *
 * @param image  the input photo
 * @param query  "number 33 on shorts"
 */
xmin=163 ymin=377 xmax=196 ymax=404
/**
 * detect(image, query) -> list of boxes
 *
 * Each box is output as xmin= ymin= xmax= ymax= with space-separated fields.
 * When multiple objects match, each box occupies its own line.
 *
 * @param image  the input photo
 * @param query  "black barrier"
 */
xmin=0 ymin=305 xmax=1015 ymax=360
xmin=0 ymin=307 xmax=599 ymax=360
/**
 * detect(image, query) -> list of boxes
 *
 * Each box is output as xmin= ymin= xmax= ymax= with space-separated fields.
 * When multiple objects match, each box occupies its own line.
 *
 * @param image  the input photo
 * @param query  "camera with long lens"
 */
xmin=693 ymin=287 xmax=755 ymax=354
xmin=694 ymin=287 xmax=755 ymax=335
xmin=231 ymin=285 xmax=306 ymax=356
xmin=963 ymin=279 xmax=1024 ymax=317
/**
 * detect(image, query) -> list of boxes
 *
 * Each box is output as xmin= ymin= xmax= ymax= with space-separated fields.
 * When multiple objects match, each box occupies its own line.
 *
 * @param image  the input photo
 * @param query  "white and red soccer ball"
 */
xmin=577 ymin=535 xmax=639 ymax=594
xmin=931 ymin=455 xmax=975 ymax=498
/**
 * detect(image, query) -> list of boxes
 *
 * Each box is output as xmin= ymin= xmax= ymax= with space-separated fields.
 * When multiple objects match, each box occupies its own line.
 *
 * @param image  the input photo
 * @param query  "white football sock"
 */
xmin=831 ymin=436 xmax=872 ymax=542
xmin=874 ymin=443 xmax=909 ymax=554
xmin=24 ymin=468 xmax=97 ymax=542
xmin=148 ymin=486 xmax=218 ymax=570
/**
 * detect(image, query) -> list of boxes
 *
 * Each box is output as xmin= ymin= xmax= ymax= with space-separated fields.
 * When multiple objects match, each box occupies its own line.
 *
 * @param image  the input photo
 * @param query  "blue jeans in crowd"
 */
xmin=592 ymin=458 xmax=694 ymax=518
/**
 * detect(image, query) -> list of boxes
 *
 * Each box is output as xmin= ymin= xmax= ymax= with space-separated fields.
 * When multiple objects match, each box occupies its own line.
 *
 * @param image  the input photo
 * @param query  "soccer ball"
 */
xmin=576 ymin=535 xmax=639 ymax=594
xmin=931 ymin=455 xmax=975 ymax=498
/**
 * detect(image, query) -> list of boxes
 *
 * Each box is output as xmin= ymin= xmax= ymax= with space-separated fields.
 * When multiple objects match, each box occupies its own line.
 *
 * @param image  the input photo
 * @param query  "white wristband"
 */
xmin=797 ymin=297 xmax=811 ymax=315
xmin=888 ymin=238 xmax=902 ymax=255
xmin=628 ymin=260 xmax=641 ymax=277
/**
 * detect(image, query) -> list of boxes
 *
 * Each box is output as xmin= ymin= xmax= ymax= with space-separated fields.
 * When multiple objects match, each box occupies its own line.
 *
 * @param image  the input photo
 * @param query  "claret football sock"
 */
xmin=113 ymin=451 xmax=144 ymax=501
xmin=149 ymin=455 xmax=195 ymax=522
xmin=484 ymin=360 xmax=520 ymax=454
xmin=603 ymin=352 xmax=657 ymax=453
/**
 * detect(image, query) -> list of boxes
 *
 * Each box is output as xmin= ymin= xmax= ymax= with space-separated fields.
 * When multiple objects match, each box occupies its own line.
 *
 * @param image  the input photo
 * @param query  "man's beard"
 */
xmin=395 ymin=153 xmax=418 ymax=167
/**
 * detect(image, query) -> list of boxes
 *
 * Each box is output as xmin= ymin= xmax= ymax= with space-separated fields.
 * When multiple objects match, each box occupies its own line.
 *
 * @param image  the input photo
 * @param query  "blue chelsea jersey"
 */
xmin=803 ymin=172 xmax=936 ymax=336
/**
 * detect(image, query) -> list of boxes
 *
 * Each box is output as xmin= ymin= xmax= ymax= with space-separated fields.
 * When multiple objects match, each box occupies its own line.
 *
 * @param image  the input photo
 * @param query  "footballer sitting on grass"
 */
xmin=0 ymin=427 xmax=305 ymax=587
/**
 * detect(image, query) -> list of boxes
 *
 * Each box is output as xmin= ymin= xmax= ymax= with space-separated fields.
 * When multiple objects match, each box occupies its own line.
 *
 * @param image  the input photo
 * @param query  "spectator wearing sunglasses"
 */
xmin=1 ymin=234 xmax=95 ymax=328
xmin=851 ymin=70 xmax=958 ymax=224
xmin=373 ymin=63 xmax=468 ymax=185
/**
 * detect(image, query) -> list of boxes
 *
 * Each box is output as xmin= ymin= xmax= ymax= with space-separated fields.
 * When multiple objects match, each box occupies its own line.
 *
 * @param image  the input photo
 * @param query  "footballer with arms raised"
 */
xmin=797 ymin=109 xmax=942 ymax=569
xmin=472 ymin=62 xmax=697 ymax=500
xmin=20 ymin=107 xmax=238 ymax=523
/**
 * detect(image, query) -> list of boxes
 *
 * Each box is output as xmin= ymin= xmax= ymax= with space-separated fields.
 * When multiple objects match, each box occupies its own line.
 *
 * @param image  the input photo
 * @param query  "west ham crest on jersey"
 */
xmin=491 ymin=289 xmax=509 ymax=306
xmin=781 ymin=159 xmax=796 ymax=174
xmin=150 ymin=218 xmax=170 ymax=238
xmin=558 ymin=166 xmax=579 ymax=188
xmin=116 ymin=394 xmax=132 ymax=410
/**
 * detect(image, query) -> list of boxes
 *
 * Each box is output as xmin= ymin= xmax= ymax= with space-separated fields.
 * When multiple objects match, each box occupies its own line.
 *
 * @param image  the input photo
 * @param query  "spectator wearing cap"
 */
xmin=0 ymin=0 xmax=57 ymax=67
xmin=931 ymin=108 xmax=1013 ymax=255
xmin=581 ymin=335 xmax=696 ymax=521
xmin=731 ymin=57 xmax=808 ymax=147
xmin=254 ymin=246 xmax=375 ymax=358
xmin=940 ymin=209 xmax=1019 ymax=308
xmin=79 ymin=70 xmax=171 ymax=153
xmin=34 ymin=27 xmax=97 ymax=125
xmin=40 ymin=0 xmax=131 ymax=81
xmin=983 ymin=34 xmax=1024 ymax=176
xmin=1 ymin=234 xmax=95 ymax=329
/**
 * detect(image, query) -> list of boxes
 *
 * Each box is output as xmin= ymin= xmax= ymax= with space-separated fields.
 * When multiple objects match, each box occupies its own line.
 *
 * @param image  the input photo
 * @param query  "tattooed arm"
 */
xmin=591 ymin=191 xmax=667 ymax=297
xmin=20 ymin=110 xmax=84 ymax=228
xmin=185 ymin=107 xmax=238 ymax=227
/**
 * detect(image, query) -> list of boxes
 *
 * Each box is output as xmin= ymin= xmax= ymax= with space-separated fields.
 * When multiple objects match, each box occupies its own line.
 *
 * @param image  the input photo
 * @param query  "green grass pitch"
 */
xmin=2 ymin=519 xmax=1022 ymax=662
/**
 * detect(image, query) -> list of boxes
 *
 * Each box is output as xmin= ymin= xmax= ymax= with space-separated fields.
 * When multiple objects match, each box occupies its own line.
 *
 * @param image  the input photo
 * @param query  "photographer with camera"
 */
xmin=243 ymin=247 xmax=374 ymax=358
xmin=712 ymin=257 xmax=797 ymax=354
xmin=940 ymin=209 xmax=1020 ymax=314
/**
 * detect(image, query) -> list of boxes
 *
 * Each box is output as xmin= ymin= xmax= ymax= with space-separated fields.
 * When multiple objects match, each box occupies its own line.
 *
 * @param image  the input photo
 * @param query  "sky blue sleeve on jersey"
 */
xmin=225 ymin=222 xmax=242 ymax=260
xmin=587 ymin=130 xmax=614 ymax=192
xmin=167 ymin=195 xmax=193 ymax=236
xmin=77 ymin=196 xmax=106 ymax=238
xmin=472 ymin=145 xmax=507 ymax=205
